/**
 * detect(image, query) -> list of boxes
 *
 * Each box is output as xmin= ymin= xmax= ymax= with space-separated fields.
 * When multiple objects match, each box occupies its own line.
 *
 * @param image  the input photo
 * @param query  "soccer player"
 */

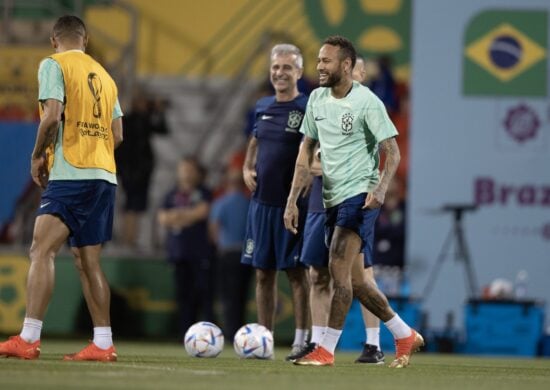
xmin=284 ymin=36 xmax=423 ymax=368
xmin=0 ymin=15 xmax=123 ymax=361
xmin=242 ymin=44 xmax=310 ymax=359
xmin=351 ymin=55 xmax=386 ymax=363
xmin=291 ymin=57 xmax=384 ymax=364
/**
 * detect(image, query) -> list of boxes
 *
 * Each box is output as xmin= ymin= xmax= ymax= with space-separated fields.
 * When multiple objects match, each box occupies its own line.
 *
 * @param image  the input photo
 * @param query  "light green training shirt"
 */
xmin=37 ymin=53 xmax=123 ymax=184
xmin=300 ymin=81 xmax=398 ymax=208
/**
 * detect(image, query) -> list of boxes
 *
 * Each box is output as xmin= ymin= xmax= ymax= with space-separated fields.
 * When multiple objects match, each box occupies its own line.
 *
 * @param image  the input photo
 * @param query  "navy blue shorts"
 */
xmin=302 ymin=209 xmax=375 ymax=268
xmin=325 ymin=193 xmax=380 ymax=267
xmin=301 ymin=212 xmax=329 ymax=268
xmin=241 ymin=199 xmax=306 ymax=270
xmin=36 ymin=180 xmax=116 ymax=247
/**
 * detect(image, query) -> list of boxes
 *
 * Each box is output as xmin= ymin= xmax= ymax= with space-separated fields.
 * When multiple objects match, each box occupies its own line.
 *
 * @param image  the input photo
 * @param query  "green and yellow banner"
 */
xmin=463 ymin=10 xmax=547 ymax=96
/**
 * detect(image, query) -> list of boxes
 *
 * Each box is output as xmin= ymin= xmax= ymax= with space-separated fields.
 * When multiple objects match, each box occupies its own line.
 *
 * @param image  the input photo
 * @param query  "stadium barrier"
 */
xmin=0 ymin=254 xmax=297 ymax=342
xmin=464 ymin=299 xmax=544 ymax=357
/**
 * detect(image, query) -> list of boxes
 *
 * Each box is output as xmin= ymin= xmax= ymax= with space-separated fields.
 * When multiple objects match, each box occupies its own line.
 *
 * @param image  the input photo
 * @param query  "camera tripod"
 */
xmin=422 ymin=204 xmax=479 ymax=299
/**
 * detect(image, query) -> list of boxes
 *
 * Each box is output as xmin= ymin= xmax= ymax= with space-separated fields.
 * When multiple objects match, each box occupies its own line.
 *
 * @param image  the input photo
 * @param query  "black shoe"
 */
xmin=285 ymin=342 xmax=317 ymax=362
xmin=355 ymin=343 xmax=385 ymax=364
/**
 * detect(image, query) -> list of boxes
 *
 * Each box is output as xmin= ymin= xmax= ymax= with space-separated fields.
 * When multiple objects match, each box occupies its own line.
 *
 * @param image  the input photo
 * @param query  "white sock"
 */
xmin=366 ymin=327 xmax=380 ymax=350
xmin=384 ymin=314 xmax=411 ymax=339
xmin=292 ymin=328 xmax=309 ymax=346
xmin=319 ymin=327 xmax=342 ymax=354
xmin=93 ymin=327 xmax=113 ymax=349
xmin=20 ymin=317 xmax=43 ymax=343
xmin=310 ymin=325 xmax=326 ymax=345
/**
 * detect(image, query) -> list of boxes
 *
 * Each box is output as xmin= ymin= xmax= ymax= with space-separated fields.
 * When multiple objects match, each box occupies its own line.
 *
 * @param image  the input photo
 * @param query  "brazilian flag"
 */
xmin=463 ymin=10 xmax=547 ymax=97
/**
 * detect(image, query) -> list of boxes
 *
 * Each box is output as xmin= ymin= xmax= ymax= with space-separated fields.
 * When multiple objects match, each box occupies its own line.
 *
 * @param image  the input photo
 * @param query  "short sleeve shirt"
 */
xmin=300 ymin=81 xmax=398 ymax=208
xmin=38 ymin=54 xmax=123 ymax=184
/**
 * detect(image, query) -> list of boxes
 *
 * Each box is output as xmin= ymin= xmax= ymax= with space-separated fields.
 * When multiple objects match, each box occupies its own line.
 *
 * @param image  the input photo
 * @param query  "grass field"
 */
xmin=1 ymin=340 xmax=550 ymax=390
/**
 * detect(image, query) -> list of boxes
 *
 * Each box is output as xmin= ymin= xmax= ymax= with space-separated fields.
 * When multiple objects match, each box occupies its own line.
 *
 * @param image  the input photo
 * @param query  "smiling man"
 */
xmin=284 ymin=36 xmax=423 ymax=368
xmin=241 ymin=44 xmax=310 ymax=360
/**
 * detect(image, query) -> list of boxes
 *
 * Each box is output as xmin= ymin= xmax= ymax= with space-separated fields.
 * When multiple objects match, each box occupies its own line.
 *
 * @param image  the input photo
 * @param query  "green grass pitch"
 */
xmin=1 ymin=340 xmax=550 ymax=390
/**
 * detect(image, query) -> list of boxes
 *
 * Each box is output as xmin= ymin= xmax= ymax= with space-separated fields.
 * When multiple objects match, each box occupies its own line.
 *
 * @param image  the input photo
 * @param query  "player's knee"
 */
xmin=72 ymin=250 xmax=84 ymax=273
xmin=255 ymin=269 xmax=275 ymax=287
xmin=286 ymin=268 xmax=307 ymax=286
xmin=310 ymin=268 xmax=331 ymax=290
xmin=351 ymin=276 xmax=362 ymax=292
xmin=29 ymin=241 xmax=55 ymax=263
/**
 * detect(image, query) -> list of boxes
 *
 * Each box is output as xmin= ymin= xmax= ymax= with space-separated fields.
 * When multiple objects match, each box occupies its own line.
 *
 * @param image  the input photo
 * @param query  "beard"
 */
xmin=319 ymin=69 xmax=343 ymax=88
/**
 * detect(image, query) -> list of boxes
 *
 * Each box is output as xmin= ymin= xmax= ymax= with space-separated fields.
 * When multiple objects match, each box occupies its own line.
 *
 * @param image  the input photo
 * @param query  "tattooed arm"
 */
xmin=364 ymin=136 xmax=401 ymax=209
xmin=31 ymin=99 xmax=63 ymax=189
xmin=284 ymin=136 xmax=317 ymax=234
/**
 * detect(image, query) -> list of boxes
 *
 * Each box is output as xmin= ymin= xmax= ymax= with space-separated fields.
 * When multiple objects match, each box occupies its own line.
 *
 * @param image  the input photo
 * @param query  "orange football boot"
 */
xmin=0 ymin=335 xmax=41 ymax=360
xmin=63 ymin=342 xmax=117 ymax=362
xmin=389 ymin=329 xmax=424 ymax=368
xmin=293 ymin=345 xmax=334 ymax=366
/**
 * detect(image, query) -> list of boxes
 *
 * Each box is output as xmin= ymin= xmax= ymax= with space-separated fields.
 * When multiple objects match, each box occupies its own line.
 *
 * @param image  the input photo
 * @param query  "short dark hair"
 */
xmin=52 ymin=15 xmax=87 ymax=41
xmin=323 ymin=35 xmax=357 ymax=69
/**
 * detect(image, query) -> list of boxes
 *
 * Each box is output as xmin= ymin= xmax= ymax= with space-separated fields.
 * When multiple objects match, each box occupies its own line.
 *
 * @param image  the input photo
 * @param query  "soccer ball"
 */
xmin=184 ymin=321 xmax=224 ymax=358
xmin=233 ymin=323 xmax=274 ymax=359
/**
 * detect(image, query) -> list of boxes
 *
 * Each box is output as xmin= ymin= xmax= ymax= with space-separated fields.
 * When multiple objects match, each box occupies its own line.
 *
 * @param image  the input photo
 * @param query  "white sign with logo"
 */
xmin=409 ymin=0 xmax=550 ymax=328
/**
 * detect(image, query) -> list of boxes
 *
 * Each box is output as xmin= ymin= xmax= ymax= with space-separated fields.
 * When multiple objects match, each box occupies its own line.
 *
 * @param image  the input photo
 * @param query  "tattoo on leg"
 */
xmin=328 ymin=283 xmax=353 ymax=328
xmin=353 ymin=283 xmax=394 ymax=322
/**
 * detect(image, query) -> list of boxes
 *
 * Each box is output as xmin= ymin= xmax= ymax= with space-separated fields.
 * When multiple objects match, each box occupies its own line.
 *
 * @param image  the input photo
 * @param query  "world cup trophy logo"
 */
xmin=87 ymin=72 xmax=103 ymax=119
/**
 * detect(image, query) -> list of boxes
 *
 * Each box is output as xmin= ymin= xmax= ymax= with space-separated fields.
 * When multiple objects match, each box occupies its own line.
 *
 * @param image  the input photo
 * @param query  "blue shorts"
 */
xmin=241 ymin=199 xmax=306 ymax=270
xmin=36 ymin=180 xmax=116 ymax=248
xmin=325 ymin=193 xmax=380 ymax=267
xmin=302 ymin=210 xmax=374 ymax=268
xmin=301 ymin=212 xmax=329 ymax=268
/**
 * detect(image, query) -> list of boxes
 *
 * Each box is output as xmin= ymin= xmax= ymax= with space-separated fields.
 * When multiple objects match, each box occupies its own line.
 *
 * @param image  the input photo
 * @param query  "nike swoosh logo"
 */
xmin=314 ymin=116 xmax=326 ymax=121
xmin=261 ymin=115 xmax=273 ymax=120
xmin=40 ymin=202 xmax=51 ymax=208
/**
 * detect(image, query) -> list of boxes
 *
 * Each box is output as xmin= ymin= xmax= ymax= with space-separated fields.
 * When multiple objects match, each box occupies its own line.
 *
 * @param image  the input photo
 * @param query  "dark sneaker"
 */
xmin=355 ymin=343 xmax=385 ymax=364
xmin=285 ymin=342 xmax=317 ymax=362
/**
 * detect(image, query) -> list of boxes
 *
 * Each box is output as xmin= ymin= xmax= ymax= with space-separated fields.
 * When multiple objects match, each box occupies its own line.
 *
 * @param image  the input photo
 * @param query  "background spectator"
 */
xmin=157 ymin=156 xmax=215 ymax=340
xmin=209 ymin=167 xmax=252 ymax=341
xmin=116 ymin=94 xmax=169 ymax=249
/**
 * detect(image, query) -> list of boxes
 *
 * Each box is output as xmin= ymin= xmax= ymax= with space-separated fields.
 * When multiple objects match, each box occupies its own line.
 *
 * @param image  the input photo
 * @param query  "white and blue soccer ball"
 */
xmin=184 ymin=321 xmax=224 ymax=358
xmin=233 ymin=323 xmax=274 ymax=359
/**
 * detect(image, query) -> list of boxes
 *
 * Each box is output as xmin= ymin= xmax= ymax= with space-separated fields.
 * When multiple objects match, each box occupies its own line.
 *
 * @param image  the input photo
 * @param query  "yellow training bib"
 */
xmin=47 ymin=51 xmax=118 ymax=173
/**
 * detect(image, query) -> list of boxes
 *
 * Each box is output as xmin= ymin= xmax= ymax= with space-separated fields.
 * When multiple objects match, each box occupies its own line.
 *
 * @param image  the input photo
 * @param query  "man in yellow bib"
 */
xmin=0 ymin=15 xmax=123 ymax=362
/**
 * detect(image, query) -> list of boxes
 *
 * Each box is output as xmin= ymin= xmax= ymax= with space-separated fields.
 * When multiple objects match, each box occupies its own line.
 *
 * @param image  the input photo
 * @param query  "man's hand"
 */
xmin=31 ymin=156 xmax=48 ymax=189
xmin=284 ymin=202 xmax=300 ymax=234
xmin=363 ymin=186 xmax=385 ymax=209
xmin=243 ymin=167 xmax=257 ymax=192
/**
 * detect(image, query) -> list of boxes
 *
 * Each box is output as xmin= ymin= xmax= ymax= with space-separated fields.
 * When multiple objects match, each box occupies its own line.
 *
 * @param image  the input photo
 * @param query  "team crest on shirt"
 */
xmin=245 ymin=239 xmax=255 ymax=256
xmin=341 ymin=113 xmax=354 ymax=135
xmin=286 ymin=110 xmax=303 ymax=133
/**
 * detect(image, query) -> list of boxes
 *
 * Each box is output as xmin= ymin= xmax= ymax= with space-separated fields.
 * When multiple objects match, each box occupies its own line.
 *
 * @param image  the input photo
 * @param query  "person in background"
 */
xmin=209 ymin=167 xmax=252 ymax=341
xmin=158 ymin=156 xmax=214 ymax=341
xmin=115 ymin=94 xmax=168 ymax=250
